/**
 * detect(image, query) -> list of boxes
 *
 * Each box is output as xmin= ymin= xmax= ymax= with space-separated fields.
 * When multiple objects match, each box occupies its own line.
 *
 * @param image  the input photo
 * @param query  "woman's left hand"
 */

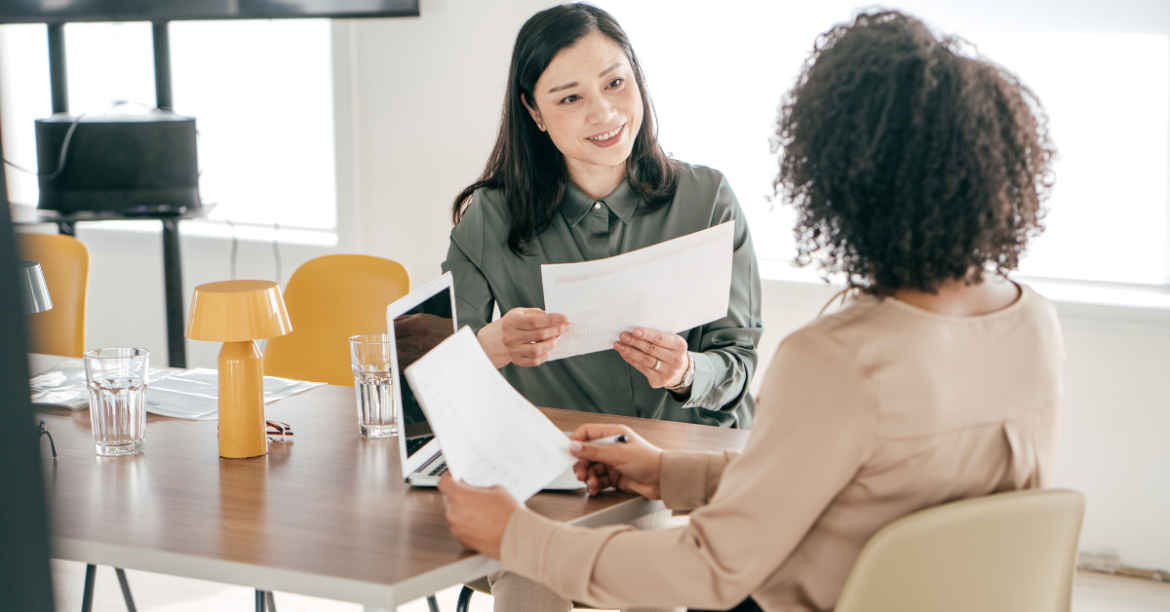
xmin=437 ymin=475 xmax=521 ymax=560
xmin=615 ymin=328 xmax=689 ymax=389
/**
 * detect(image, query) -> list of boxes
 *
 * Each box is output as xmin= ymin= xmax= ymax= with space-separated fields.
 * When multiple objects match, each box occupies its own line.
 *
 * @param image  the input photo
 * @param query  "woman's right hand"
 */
xmin=477 ymin=307 xmax=571 ymax=368
xmin=569 ymin=424 xmax=664 ymax=499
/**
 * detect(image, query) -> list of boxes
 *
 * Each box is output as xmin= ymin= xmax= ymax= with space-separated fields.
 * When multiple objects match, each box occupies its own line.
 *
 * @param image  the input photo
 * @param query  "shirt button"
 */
xmin=594 ymin=202 xmax=603 ymax=210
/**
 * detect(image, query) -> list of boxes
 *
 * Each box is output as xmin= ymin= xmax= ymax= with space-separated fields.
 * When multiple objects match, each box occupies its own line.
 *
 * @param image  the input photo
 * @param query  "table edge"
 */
xmin=54 ymin=496 xmax=664 ymax=607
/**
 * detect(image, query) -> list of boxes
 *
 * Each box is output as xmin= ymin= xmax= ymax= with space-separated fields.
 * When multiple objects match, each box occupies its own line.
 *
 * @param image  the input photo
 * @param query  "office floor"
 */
xmin=50 ymin=560 xmax=1170 ymax=612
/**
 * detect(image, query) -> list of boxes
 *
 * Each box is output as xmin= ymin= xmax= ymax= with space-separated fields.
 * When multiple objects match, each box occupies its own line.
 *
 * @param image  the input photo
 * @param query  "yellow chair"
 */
xmin=834 ymin=488 xmax=1086 ymax=612
xmin=263 ymin=255 xmax=409 ymax=386
xmin=19 ymin=232 xmax=90 ymax=357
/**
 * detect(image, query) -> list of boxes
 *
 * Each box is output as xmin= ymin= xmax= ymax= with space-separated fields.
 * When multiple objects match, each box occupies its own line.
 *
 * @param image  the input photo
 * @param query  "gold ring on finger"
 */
xmin=654 ymin=359 xmax=661 ymax=371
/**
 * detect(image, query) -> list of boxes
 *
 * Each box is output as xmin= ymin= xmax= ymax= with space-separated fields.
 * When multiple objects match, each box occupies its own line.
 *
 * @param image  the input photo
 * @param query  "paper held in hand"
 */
xmin=403 ymin=326 xmax=576 ymax=501
xmin=542 ymin=221 xmax=735 ymax=361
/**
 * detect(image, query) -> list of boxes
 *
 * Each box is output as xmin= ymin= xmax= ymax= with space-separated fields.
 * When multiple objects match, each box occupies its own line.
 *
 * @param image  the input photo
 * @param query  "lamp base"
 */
xmin=218 ymin=340 xmax=267 ymax=458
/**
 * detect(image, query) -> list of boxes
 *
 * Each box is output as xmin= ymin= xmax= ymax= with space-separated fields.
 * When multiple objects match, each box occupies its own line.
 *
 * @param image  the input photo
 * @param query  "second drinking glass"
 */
xmin=350 ymin=333 xmax=396 ymax=438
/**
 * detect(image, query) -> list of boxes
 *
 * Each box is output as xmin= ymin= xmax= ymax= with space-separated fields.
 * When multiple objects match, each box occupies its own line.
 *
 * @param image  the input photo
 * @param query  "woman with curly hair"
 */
xmin=439 ymin=10 xmax=1063 ymax=612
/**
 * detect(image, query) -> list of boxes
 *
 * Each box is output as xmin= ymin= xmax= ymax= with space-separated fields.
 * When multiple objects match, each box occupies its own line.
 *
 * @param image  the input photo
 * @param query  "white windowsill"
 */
xmin=12 ymin=205 xmax=338 ymax=248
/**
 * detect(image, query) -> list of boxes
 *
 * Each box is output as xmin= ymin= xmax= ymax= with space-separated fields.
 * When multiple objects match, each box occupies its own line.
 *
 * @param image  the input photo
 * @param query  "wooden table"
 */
xmin=37 ymin=385 xmax=750 ymax=611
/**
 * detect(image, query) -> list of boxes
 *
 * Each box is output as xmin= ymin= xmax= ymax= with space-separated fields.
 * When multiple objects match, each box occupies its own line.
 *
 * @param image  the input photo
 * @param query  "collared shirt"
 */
xmin=500 ymin=285 xmax=1064 ymax=612
xmin=441 ymin=162 xmax=762 ymax=428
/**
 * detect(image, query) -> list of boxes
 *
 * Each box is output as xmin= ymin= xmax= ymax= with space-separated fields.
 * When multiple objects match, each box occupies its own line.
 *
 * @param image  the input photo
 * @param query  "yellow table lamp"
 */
xmin=186 ymin=280 xmax=292 ymax=458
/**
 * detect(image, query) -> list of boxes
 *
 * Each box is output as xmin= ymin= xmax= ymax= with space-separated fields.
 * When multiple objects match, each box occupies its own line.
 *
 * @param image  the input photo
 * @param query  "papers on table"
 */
xmin=145 ymin=368 xmax=324 ymax=420
xmin=542 ymin=222 xmax=735 ymax=361
xmin=29 ymin=358 xmax=323 ymax=419
xmin=29 ymin=357 xmax=173 ymax=410
xmin=403 ymin=326 xmax=576 ymax=501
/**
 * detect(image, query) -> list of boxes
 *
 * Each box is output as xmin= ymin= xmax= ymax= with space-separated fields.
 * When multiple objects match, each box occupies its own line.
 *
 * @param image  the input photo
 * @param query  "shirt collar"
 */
xmin=560 ymin=177 xmax=641 ymax=227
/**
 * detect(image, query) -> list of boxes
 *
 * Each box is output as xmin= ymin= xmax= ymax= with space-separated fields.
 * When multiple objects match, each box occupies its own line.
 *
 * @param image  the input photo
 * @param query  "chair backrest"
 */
xmin=834 ymin=488 xmax=1085 ymax=612
xmin=263 ymin=254 xmax=409 ymax=386
xmin=18 ymin=233 xmax=90 ymax=357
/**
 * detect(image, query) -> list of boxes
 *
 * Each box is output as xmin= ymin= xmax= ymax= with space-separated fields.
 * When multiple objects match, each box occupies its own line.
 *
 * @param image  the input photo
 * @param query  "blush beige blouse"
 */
xmin=500 ymin=284 xmax=1063 ymax=612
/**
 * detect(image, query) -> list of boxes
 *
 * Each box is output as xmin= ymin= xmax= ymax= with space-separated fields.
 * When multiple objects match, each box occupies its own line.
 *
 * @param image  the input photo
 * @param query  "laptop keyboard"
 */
xmin=428 ymin=461 xmax=448 ymax=477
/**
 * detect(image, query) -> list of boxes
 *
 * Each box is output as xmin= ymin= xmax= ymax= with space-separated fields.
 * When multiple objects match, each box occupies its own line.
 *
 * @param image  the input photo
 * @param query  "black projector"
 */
xmin=35 ymin=111 xmax=200 ymax=215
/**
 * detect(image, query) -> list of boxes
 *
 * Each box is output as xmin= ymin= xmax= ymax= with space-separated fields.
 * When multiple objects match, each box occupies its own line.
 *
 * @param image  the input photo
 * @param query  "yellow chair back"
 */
xmin=834 ymin=488 xmax=1085 ymax=612
xmin=263 ymin=255 xmax=409 ymax=386
xmin=19 ymin=233 xmax=90 ymax=357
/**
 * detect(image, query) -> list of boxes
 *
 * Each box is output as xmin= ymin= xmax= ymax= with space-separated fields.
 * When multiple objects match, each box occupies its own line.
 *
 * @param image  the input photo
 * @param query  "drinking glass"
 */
xmin=350 ymin=333 xmax=396 ymax=438
xmin=84 ymin=348 xmax=149 ymax=456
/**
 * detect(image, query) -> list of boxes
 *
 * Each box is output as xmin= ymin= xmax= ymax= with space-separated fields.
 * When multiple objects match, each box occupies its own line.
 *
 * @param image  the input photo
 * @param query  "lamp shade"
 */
xmin=186 ymin=280 xmax=292 ymax=342
xmin=18 ymin=260 xmax=53 ymax=315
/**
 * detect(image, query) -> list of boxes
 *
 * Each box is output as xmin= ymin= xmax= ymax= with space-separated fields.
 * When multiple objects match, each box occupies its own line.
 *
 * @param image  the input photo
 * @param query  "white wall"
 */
xmin=11 ymin=0 xmax=1170 ymax=573
xmin=340 ymin=0 xmax=559 ymax=282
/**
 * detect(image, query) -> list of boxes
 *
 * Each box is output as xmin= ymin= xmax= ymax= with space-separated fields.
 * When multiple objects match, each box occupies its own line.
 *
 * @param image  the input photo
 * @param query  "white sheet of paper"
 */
xmin=28 ymin=358 xmax=323 ymax=418
xmin=403 ymin=327 xmax=576 ymax=501
xmin=542 ymin=222 xmax=735 ymax=361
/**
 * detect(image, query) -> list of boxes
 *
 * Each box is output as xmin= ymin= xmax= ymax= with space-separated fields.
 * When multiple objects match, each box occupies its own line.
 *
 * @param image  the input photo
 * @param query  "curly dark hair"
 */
xmin=774 ymin=10 xmax=1056 ymax=295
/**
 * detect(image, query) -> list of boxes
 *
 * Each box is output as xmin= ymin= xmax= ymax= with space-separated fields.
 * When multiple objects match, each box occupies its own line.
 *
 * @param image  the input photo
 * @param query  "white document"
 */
xmin=145 ymin=368 xmax=325 ymax=420
xmin=29 ymin=358 xmax=323 ymax=418
xmin=403 ymin=326 xmax=576 ymax=501
xmin=542 ymin=222 xmax=735 ymax=361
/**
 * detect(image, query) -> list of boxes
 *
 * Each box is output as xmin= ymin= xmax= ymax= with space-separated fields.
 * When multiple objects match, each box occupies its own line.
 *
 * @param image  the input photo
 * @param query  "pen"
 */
xmin=588 ymin=434 xmax=628 ymax=446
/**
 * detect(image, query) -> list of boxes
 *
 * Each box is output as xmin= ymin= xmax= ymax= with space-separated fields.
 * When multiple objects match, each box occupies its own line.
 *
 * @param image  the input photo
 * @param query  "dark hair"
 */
xmin=451 ymin=3 xmax=678 ymax=256
xmin=774 ymin=11 xmax=1056 ymax=295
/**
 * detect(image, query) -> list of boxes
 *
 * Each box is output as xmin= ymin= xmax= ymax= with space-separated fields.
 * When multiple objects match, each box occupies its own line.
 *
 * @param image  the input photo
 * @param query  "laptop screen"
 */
xmin=392 ymin=287 xmax=455 ymax=457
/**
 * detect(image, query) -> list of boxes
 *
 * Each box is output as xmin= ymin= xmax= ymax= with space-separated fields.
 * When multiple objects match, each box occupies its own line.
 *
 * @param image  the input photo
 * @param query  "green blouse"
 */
xmin=441 ymin=163 xmax=763 ymax=429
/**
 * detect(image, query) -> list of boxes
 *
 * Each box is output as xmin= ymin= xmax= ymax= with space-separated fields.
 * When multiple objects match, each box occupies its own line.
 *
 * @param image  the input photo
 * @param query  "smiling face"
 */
xmin=524 ymin=31 xmax=644 ymax=186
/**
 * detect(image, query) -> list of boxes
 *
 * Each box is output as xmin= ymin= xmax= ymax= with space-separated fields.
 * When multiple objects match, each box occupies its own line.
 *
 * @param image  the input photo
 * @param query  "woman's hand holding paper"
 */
xmin=438 ymin=475 xmax=521 ymax=560
xmin=477 ymin=308 xmax=572 ymax=368
xmin=569 ymin=424 xmax=664 ymax=499
xmin=614 ymin=328 xmax=690 ymax=391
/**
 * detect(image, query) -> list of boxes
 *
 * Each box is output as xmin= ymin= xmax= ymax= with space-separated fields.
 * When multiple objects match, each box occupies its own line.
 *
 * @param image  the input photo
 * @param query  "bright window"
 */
xmin=0 ymin=19 xmax=336 ymax=239
xmin=595 ymin=0 xmax=1170 ymax=287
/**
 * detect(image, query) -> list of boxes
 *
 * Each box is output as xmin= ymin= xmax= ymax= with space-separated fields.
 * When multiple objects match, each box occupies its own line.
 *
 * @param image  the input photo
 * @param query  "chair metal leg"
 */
xmin=266 ymin=591 xmax=277 ymax=612
xmin=255 ymin=589 xmax=267 ymax=612
xmin=455 ymin=586 xmax=474 ymax=612
xmin=81 ymin=564 xmax=97 ymax=612
xmin=115 ymin=568 xmax=138 ymax=612
xmin=427 ymin=594 xmax=441 ymax=612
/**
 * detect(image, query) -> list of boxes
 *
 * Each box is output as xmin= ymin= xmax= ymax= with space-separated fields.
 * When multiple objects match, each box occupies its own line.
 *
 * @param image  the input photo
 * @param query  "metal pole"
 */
xmin=47 ymin=24 xmax=68 ymax=114
xmin=162 ymin=219 xmax=187 ymax=368
xmin=80 ymin=564 xmax=97 ymax=612
xmin=152 ymin=22 xmax=173 ymax=111
xmin=154 ymin=21 xmax=187 ymax=367
xmin=114 ymin=568 xmax=138 ymax=612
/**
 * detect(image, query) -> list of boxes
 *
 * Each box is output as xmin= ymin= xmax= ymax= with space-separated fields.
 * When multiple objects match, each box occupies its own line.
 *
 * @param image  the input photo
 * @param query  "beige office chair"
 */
xmin=835 ymin=488 xmax=1086 ymax=612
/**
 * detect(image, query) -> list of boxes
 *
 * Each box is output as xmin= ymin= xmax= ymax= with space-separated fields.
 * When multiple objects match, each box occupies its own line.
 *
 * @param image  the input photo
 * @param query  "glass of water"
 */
xmin=350 ymin=333 xmax=396 ymax=438
xmin=84 ymin=348 xmax=149 ymax=456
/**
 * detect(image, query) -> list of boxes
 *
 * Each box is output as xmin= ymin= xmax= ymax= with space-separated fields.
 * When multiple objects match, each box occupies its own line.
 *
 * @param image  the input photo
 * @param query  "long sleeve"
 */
xmin=680 ymin=176 xmax=764 ymax=419
xmin=658 ymin=449 xmax=739 ymax=511
xmin=500 ymin=327 xmax=878 ymax=610
xmin=441 ymin=194 xmax=495 ymax=334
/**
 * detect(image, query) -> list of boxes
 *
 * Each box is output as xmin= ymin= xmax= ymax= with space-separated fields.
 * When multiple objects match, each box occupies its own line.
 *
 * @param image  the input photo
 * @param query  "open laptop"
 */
xmin=387 ymin=272 xmax=583 ymax=490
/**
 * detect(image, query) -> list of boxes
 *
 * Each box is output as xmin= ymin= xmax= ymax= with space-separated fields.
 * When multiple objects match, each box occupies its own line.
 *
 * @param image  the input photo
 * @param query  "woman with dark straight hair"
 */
xmin=439 ymin=10 xmax=1063 ymax=612
xmin=441 ymin=3 xmax=763 ymax=610
xmin=442 ymin=4 xmax=763 ymax=432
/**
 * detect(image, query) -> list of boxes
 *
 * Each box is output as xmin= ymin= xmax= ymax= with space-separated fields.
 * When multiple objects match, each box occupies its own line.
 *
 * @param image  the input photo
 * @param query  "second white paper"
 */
xmin=403 ymin=327 xmax=576 ymax=501
xmin=542 ymin=222 xmax=735 ymax=361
